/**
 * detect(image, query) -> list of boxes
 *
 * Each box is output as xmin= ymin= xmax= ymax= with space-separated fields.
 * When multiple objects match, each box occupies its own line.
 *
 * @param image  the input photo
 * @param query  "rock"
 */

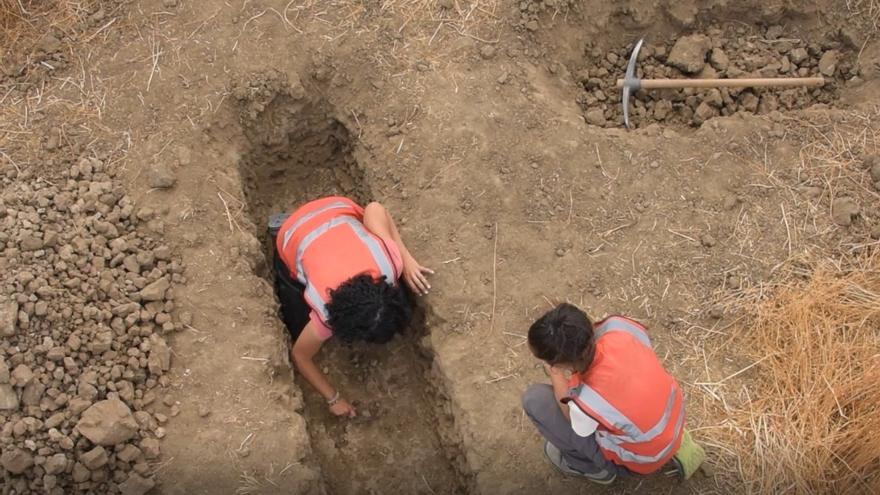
xmin=198 ymin=405 xmax=211 ymax=418
xmin=0 ymin=300 xmax=18 ymax=337
xmin=76 ymin=399 xmax=139 ymax=446
xmin=80 ymin=446 xmax=109 ymax=470
xmin=709 ymin=48 xmax=729 ymax=71
xmin=162 ymin=0 xmax=178 ymax=7
xmin=871 ymin=225 xmax=880 ymax=240
xmin=20 ymin=234 xmax=43 ymax=251
xmin=700 ymin=233 xmax=717 ymax=248
xmin=831 ymin=197 xmax=859 ymax=226
xmin=147 ymin=335 xmax=171 ymax=376
xmin=1 ymin=448 xmax=34 ymax=474
xmin=765 ymin=25 xmax=784 ymax=40
xmin=72 ymin=462 xmax=91 ymax=483
xmin=818 ymin=50 xmax=840 ymax=77
xmin=479 ymin=45 xmax=496 ymax=60
xmin=667 ymin=35 xmax=711 ymax=74
xmin=44 ymin=453 xmax=68 ymax=475
xmin=0 ymin=358 xmax=8 ymax=383
xmin=117 ymin=444 xmax=142 ymax=463
xmin=693 ymin=101 xmax=718 ymax=125
xmin=584 ymin=108 xmax=606 ymax=126
xmin=738 ymin=92 xmax=759 ymax=112
xmin=438 ymin=0 xmax=453 ymax=9
xmin=0 ymin=384 xmax=18 ymax=410
xmin=139 ymin=277 xmax=170 ymax=302
xmin=140 ymin=438 xmax=160 ymax=460
xmin=704 ymin=89 xmax=723 ymax=108
xmin=147 ymin=164 xmax=176 ymax=189
xmin=788 ymin=47 xmax=809 ymax=65
xmin=12 ymin=365 xmax=34 ymax=387
xmin=119 ymin=473 xmax=155 ymax=495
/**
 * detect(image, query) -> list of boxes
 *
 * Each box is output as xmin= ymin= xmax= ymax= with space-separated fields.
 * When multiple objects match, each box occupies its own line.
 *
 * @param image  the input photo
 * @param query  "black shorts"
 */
xmin=273 ymin=253 xmax=312 ymax=342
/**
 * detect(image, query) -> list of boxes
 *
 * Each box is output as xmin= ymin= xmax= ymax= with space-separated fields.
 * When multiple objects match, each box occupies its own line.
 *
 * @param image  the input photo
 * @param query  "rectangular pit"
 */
xmin=231 ymin=70 xmax=472 ymax=495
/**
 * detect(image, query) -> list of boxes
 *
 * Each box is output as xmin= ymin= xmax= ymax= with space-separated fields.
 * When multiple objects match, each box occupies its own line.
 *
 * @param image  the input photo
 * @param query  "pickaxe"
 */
xmin=617 ymin=38 xmax=826 ymax=128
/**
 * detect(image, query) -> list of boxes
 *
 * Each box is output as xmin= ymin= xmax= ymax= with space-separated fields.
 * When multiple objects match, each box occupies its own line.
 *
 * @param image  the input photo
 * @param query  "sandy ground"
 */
xmin=1 ymin=0 xmax=879 ymax=493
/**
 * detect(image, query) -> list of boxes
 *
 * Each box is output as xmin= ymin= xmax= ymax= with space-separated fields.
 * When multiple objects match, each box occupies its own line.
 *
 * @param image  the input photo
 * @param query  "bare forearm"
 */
xmin=293 ymin=353 xmax=336 ymax=400
xmin=382 ymin=207 xmax=413 ymax=261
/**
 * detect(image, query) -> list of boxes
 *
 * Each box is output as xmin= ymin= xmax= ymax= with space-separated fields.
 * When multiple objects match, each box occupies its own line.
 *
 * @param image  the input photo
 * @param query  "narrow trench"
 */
xmin=233 ymin=84 xmax=470 ymax=495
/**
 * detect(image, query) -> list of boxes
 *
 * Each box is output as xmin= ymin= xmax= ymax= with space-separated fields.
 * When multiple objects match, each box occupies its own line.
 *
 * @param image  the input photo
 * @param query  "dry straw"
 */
xmin=712 ymin=251 xmax=880 ymax=493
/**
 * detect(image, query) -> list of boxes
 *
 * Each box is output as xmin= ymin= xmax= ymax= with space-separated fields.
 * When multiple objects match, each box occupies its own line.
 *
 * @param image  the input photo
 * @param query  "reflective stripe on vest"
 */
xmin=291 ymin=215 xmax=396 ymax=320
xmin=281 ymin=200 xmax=352 ymax=252
xmin=594 ymin=316 xmax=651 ymax=349
xmin=595 ymin=403 xmax=685 ymax=464
xmin=569 ymin=381 xmax=678 ymax=443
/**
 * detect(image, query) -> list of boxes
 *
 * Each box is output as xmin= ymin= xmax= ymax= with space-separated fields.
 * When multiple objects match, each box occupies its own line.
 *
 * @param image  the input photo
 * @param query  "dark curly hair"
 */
xmin=528 ymin=303 xmax=596 ymax=373
xmin=325 ymin=274 xmax=412 ymax=344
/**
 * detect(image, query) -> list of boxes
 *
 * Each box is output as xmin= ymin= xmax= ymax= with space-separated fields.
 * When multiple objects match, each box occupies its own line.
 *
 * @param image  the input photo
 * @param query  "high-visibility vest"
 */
xmin=275 ymin=197 xmax=399 ymax=325
xmin=566 ymin=316 xmax=685 ymax=474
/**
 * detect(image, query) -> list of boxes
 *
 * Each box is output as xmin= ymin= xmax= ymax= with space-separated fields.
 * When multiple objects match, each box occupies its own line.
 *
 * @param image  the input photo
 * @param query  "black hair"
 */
xmin=326 ymin=274 xmax=412 ymax=344
xmin=528 ymin=303 xmax=595 ymax=372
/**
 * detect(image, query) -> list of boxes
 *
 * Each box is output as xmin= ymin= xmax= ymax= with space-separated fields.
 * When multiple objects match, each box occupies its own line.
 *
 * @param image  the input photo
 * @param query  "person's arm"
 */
xmin=545 ymin=363 xmax=571 ymax=421
xmin=362 ymin=201 xmax=434 ymax=295
xmin=291 ymin=323 xmax=356 ymax=417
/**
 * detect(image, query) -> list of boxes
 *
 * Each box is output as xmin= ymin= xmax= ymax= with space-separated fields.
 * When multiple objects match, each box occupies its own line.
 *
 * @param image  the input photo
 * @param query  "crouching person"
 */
xmin=522 ymin=303 xmax=687 ymax=484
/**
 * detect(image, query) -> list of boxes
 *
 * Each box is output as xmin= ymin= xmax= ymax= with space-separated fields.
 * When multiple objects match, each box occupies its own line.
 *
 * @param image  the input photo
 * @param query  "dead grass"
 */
xmin=708 ymin=252 xmax=880 ymax=493
xmin=1 ymin=1 xmax=94 ymax=57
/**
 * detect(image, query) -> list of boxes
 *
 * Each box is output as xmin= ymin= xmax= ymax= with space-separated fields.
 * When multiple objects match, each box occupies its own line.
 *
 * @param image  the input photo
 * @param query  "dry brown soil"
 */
xmin=2 ymin=0 xmax=879 ymax=494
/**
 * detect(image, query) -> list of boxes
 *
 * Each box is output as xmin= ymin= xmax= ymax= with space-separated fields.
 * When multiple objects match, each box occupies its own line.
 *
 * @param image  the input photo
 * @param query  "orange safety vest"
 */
xmin=565 ymin=316 xmax=685 ymax=475
xmin=275 ymin=197 xmax=399 ymax=325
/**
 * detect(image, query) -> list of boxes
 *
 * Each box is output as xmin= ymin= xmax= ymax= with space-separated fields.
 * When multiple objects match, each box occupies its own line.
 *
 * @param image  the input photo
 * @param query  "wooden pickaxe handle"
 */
xmin=615 ymin=77 xmax=825 ymax=89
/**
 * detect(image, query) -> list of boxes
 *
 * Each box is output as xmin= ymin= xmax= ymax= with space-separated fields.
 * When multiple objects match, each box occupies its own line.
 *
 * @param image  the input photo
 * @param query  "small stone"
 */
xmin=479 ymin=45 xmax=496 ymax=60
xmin=667 ymin=34 xmax=711 ymax=74
xmin=80 ymin=446 xmax=109 ymax=470
xmin=12 ymin=364 xmax=34 ymax=387
xmin=147 ymin=164 xmax=176 ymax=189
xmin=555 ymin=248 xmax=566 ymax=257
xmin=870 ymin=225 xmax=880 ymax=240
xmin=526 ymin=20 xmax=538 ymax=32
xmin=700 ymin=233 xmax=716 ymax=248
xmin=765 ymin=25 xmax=784 ymax=40
xmin=709 ymin=48 xmax=729 ymax=71
xmin=76 ymin=399 xmax=139 ymax=446
xmin=788 ymin=47 xmax=809 ymax=65
xmin=117 ymin=444 xmax=142 ymax=464
xmin=818 ymin=50 xmax=841 ymax=77
xmin=693 ymin=101 xmax=717 ymax=125
xmin=438 ymin=0 xmax=453 ymax=9
xmin=708 ymin=307 xmax=724 ymax=319
xmin=198 ymin=405 xmax=211 ymax=418
xmin=831 ymin=197 xmax=859 ymax=226
xmin=0 ymin=384 xmax=18 ymax=410
xmin=119 ymin=473 xmax=156 ymax=495
xmin=866 ymin=155 xmax=880 ymax=182
xmin=584 ymin=108 xmax=606 ymax=126
xmin=0 ymin=300 xmax=18 ymax=337
xmin=140 ymin=438 xmax=161 ymax=460
xmin=1 ymin=448 xmax=34 ymax=474
xmin=44 ymin=453 xmax=67 ymax=475
xmin=72 ymin=462 xmax=90 ymax=483
xmin=162 ymin=0 xmax=178 ymax=7
xmin=139 ymin=277 xmax=170 ymax=302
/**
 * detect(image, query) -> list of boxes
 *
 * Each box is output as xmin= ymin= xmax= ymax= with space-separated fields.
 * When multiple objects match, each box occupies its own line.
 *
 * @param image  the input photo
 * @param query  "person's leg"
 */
xmin=521 ymin=383 xmax=626 ymax=478
xmin=272 ymin=253 xmax=311 ymax=342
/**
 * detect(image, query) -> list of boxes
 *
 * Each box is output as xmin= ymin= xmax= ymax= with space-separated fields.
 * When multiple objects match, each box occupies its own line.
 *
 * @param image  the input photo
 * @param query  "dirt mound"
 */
xmin=0 ymin=153 xmax=183 ymax=492
xmin=575 ymin=25 xmax=855 ymax=128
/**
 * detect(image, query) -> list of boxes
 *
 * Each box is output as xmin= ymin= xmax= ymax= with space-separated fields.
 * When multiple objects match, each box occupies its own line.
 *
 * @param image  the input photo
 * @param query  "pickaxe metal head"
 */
xmin=621 ymin=38 xmax=644 ymax=129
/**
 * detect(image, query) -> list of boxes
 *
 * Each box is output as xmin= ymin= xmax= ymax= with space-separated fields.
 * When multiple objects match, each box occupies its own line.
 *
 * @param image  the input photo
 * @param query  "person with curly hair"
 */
xmin=269 ymin=196 xmax=433 ymax=418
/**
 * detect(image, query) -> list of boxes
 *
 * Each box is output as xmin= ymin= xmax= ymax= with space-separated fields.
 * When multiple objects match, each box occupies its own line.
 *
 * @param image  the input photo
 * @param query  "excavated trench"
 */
xmin=229 ymin=71 xmax=471 ymax=495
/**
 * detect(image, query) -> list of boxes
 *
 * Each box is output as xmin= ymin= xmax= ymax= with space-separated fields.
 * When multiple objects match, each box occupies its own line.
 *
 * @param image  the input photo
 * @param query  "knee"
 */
xmin=521 ymin=383 xmax=555 ymax=414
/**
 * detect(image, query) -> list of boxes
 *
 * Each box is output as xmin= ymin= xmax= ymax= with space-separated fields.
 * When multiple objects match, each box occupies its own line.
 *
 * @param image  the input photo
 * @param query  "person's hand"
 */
xmin=544 ymin=363 xmax=568 ymax=378
xmin=329 ymin=398 xmax=357 ymax=418
xmin=402 ymin=254 xmax=434 ymax=295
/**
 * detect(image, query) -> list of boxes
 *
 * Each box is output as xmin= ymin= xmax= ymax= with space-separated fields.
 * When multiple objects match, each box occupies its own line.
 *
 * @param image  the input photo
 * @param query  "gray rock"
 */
xmin=1 ymin=448 xmax=34 ymax=474
xmin=76 ymin=399 xmax=139 ymax=446
xmin=831 ymin=197 xmax=859 ymax=226
xmin=0 ymin=300 xmax=17 ymax=337
xmin=11 ymin=365 xmax=34 ymax=387
xmin=140 ymin=438 xmax=160 ymax=460
xmin=584 ymin=108 xmax=606 ymax=126
xmin=866 ymin=155 xmax=880 ymax=182
xmin=147 ymin=164 xmax=176 ymax=189
xmin=0 ymin=384 xmax=18 ymax=410
xmin=667 ymin=35 xmax=711 ymax=74
xmin=139 ymin=277 xmax=170 ymax=302
xmin=0 ymin=357 xmax=8 ymax=383
xmin=117 ymin=444 xmax=143 ymax=464
xmin=147 ymin=336 xmax=171 ymax=376
xmin=72 ymin=462 xmax=91 ymax=483
xmin=818 ymin=50 xmax=840 ymax=77
xmin=119 ymin=473 xmax=156 ymax=495
xmin=709 ymin=48 xmax=729 ymax=71
xmin=80 ymin=446 xmax=109 ymax=470
xmin=44 ymin=453 xmax=68 ymax=475
xmin=788 ymin=47 xmax=809 ymax=65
